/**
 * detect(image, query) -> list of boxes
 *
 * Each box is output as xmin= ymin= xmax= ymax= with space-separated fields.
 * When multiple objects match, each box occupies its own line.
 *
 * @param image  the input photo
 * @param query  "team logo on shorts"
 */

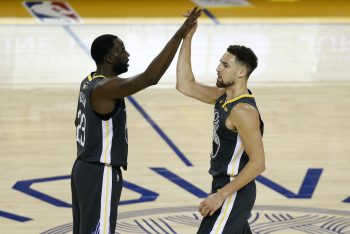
xmin=23 ymin=1 xmax=81 ymax=24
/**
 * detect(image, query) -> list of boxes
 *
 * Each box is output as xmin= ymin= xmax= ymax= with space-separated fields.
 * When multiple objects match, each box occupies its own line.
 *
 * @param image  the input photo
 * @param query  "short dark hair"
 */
xmin=91 ymin=34 xmax=118 ymax=65
xmin=227 ymin=45 xmax=258 ymax=78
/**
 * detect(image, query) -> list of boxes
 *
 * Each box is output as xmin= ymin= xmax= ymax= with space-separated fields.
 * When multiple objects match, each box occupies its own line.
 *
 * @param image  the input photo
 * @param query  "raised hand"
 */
xmin=176 ymin=7 xmax=201 ymax=38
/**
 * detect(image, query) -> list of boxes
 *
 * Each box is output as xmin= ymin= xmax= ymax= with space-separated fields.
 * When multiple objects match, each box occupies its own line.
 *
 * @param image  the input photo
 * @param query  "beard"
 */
xmin=113 ymin=61 xmax=128 ymax=75
xmin=216 ymin=79 xmax=235 ymax=88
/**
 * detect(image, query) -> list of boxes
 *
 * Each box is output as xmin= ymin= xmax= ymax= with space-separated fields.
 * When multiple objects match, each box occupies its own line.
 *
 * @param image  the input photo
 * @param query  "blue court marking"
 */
xmin=62 ymin=25 xmax=89 ymax=52
xmin=150 ymin=218 xmax=170 ymax=234
xmin=150 ymin=167 xmax=208 ymax=198
xmin=12 ymin=175 xmax=159 ymax=207
xmin=255 ymin=168 xmax=322 ymax=198
xmin=128 ymin=96 xmax=192 ymax=166
xmin=121 ymin=181 xmax=159 ymax=205
xmin=158 ymin=218 xmax=177 ymax=234
xmin=142 ymin=219 xmax=161 ymax=234
xmin=249 ymin=212 xmax=259 ymax=225
xmin=63 ymin=25 xmax=193 ymax=167
xmin=134 ymin=220 xmax=152 ymax=234
xmin=12 ymin=175 xmax=72 ymax=208
xmin=202 ymin=8 xmax=220 ymax=25
xmin=0 ymin=210 xmax=32 ymax=222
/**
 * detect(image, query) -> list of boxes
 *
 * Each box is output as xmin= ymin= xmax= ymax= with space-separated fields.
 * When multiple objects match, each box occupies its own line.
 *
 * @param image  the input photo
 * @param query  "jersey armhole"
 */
xmin=88 ymin=78 xmax=121 ymax=120
xmin=223 ymin=100 xmax=259 ymax=134
xmin=94 ymin=102 xmax=120 ymax=120
xmin=223 ymin=107 xmax=238 ymax=134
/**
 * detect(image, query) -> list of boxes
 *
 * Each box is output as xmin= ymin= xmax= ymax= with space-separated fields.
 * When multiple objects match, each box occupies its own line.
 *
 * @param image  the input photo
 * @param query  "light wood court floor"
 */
xmin=1 ymin=84 xmax=350 ymax=233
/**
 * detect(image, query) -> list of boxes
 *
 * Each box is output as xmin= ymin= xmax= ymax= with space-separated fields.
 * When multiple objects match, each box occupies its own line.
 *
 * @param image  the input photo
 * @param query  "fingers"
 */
xmin=182 ymin=9 xmax=192 ymax=17
xmin=199 ymin=200 xmax=212 ymax=217
xmin=183 ymin=7 xmax=201 ymax=25
xmin=199 ymin=202 xmax=204 ymax=212
xmin=199 ymin=194 xmax=224 ymax=217
xmin=187 ymin=7 xmax=202 ymax=19
xmin=193 ymin=7 xmax=202 ymax=18
xmin=209 ymin=209 xmax=216 ymax=216
xmin=190 ymin=6 xmax=198 ymax=15
xmin=199 ymin=205 xmax=210 ymax=217
xmin=200 ymin=204 xmax=218 ymax=217
xmin=178 ymin=7 xmax=201 ymax=38
xmin=202 ymin=208 xmax=210 ymax=217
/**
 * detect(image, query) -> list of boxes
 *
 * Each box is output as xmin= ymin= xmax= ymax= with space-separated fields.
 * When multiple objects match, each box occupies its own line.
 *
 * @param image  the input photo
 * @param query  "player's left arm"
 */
xmin=199 ymin=103 xmax=265 ymax=217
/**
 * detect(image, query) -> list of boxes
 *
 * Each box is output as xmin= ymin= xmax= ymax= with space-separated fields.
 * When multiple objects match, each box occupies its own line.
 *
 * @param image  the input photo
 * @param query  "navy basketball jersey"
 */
xmin=209 ymin=92 xmax=264 ymax=177
xmin=75 ymin=73 xmax=128 ymax=169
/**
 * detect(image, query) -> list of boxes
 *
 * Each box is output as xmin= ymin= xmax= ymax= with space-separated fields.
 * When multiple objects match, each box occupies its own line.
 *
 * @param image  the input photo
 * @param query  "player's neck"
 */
xmin=225 ymin=82 xmax=249 ymax=100
xmin=95 ymin=66 xmax=116 ymax=78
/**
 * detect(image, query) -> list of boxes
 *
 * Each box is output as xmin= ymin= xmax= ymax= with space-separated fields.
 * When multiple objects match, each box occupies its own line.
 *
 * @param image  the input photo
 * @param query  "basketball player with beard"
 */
xmin=176 ymin=21 xmax=265 ymax=233
xmin=71 ymin=8 xmax=201 ymax=234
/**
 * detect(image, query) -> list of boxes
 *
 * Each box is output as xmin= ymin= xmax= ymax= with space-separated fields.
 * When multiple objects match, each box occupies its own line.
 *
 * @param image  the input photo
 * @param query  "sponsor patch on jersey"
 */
xmin=23 ymin=1 xmax=81 ymax=24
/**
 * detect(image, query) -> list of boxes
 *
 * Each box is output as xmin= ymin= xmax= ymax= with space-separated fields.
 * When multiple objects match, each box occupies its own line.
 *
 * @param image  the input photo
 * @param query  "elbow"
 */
xmin=175 ymin=79 xmax=184 ymax=92
xmin=176 ymin=83 xmax=188 ymax=96
xmin=143 ymin=71 xmax=160 ymax=86
xmin=149 ymin=79 xmax=159 ymax=86
xmin=252 ymin=159 xmax=265 ymax=176
xmin=258 ymin=162 xmax=266 ymax=175
xmin=147 ymin=73 xmax=160 ymax=86
xmin=176 ymin=76 xmax=193 ymax=93
xmin=175 ymin=82 xmax=181 ymax=91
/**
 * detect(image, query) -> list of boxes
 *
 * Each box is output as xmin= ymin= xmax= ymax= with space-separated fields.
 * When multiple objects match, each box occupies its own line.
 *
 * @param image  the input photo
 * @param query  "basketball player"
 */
xmin=176 ymin=21 xmax=265 ymax=233
xmin=71 ymin=8 xmax=201 ymax=234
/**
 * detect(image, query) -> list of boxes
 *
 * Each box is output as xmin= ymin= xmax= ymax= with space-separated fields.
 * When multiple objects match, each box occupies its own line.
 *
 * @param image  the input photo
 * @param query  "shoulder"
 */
xmin=233 ymin=102 xmax=258 ymax=114
xmin=92 ymin=77 xmax=120 ymax=95
xmin=230 ymin=102 xmax=259 ymax=126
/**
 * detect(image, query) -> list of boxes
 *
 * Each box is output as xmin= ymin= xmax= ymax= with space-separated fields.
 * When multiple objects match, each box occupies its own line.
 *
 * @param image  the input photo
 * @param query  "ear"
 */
xmin=238 ymin=67 xmax=247 ymax=78
xmin=104 ymin=54 xmax=114 ymax=64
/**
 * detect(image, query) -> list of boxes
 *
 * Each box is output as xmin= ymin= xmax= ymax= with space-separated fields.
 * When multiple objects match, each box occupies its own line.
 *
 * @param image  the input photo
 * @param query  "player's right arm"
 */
xmin=176 ymin=23 xmax=225 ymax=105
xmin=92 ymin=8 xmax=202 ymax=115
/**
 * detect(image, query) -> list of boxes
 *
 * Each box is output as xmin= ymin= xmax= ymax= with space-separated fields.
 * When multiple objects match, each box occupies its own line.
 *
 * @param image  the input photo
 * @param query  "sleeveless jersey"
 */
xmin=75 ymin=73 xmax=128 ymax=169
xmin=209 ymin=92 xmax=264 ymax=177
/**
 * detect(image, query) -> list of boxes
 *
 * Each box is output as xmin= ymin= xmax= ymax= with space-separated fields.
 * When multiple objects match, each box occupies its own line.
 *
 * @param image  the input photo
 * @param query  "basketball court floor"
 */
xmin=1 ymin=0 xmax=350 ymax=233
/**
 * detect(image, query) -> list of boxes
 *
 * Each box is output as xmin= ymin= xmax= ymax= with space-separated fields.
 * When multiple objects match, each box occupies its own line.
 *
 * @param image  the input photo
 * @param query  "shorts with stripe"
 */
xmin=197 ymin=177 xmax=256 ymax=234
xmin=71 ymin=158 xmax=123 ymax=234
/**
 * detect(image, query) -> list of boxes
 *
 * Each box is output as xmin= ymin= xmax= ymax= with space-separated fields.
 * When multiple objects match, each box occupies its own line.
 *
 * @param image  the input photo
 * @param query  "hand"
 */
xmin=184 ymin=21 xmax=198 ymax=40
xmin=198 ymin=192 xmax=225 ymax=217
xmin=182 ymin=8 xmax=198 ymax=39
xmin=177 ymin=7 xmax=201 ymax=38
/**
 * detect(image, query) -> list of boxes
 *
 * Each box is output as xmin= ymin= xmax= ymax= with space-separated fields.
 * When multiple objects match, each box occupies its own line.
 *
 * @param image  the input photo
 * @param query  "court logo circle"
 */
xmin=41 ymin=205 xmax=350 ymax=234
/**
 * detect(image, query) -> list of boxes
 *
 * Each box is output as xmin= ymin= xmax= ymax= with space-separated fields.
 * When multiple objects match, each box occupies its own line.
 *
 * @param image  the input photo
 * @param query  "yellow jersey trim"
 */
xmin=87 ymin=74 xmax=93 ymax=81
xmin=88 ymin=73 xmax=107 ymax=81
xmin=93 ymin=74 xmax=107 ymax=79
xmin=221 ymin=94 xmax=254 ymax=109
